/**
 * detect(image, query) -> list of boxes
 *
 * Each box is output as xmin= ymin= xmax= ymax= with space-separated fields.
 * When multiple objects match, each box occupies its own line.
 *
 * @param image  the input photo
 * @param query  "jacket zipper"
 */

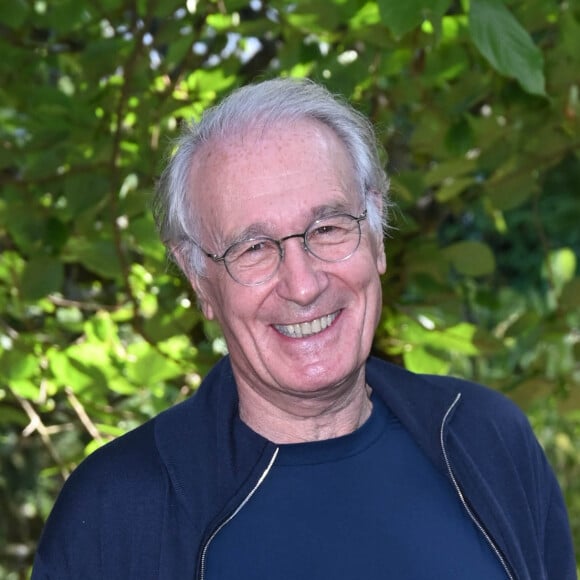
xmin=198 ymin=447 xmax=279 ymax=580
xmin=440 ymin=393 xmax=515 ymax=580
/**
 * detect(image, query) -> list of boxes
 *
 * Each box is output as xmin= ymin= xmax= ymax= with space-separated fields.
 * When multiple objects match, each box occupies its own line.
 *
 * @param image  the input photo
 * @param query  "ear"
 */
xmin=366 ymin=188 xmax=387 ymax=275
xmin=376 ymin=239 xmax=387 ymax=275
xmin=171 ymin=244 xmax=215 ymax=320
xmin=191 ymin=276 xmax=215 ymax=320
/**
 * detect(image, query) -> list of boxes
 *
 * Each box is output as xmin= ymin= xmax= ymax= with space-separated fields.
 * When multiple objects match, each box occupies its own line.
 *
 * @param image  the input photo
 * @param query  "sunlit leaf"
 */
xmin=547 ymin=248 xmax=576 ymax=289
xmin=85 ymin=312 xmax=119 ymax=345
xmin=10 ymin=379 xmax=41 ymax=400
xmin=0 ymin=350 xmax=38 ymax=381
xmin=125 ymin=342 xmax=183 ymax=385
xmin=48 ymin=349 xmax=96 ymax=392
xmin=403 ymin=346 xmax=450 ymax=374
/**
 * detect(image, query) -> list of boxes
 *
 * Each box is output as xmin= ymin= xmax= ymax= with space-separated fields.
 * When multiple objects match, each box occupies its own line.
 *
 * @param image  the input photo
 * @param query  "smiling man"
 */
xmin=185 ymin=117 xmax=385 ymax=444
xmin=33 ymin=79 xmax=576 ymax=579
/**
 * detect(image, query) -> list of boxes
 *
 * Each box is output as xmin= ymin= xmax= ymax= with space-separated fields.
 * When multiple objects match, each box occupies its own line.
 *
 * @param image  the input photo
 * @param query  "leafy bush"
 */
xmin=1 ymin=0 xmax=578 ymax=575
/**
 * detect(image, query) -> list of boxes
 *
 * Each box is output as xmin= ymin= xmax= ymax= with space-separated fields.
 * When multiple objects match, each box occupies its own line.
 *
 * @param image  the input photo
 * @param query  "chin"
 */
xmin=281 ymin=359 xmax=359 ymax=391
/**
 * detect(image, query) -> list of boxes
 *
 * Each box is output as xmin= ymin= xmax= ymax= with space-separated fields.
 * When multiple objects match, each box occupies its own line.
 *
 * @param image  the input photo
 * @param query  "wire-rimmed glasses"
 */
xmin=194 ymin=210 xmax=367 ymax=286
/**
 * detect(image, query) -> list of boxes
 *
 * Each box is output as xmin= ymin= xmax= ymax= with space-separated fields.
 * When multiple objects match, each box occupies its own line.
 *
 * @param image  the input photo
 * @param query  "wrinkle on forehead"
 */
xmin=219 ymin=200 xmax=362 ymax=250
xmin=189 ymin=119 xmax=359 ymax=251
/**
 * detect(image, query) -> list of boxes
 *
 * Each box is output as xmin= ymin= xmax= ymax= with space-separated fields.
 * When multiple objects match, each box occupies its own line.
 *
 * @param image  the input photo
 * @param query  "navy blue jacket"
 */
xmin=33 ymin=357 xmax=576 ymax=579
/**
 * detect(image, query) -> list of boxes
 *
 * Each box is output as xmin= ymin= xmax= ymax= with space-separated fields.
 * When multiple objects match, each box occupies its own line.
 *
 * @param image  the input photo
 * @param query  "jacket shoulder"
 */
xmin=423 ymin=373 xmax=528 ymax=425
xmin=367 ymin=357 xmax=529 ymax=436
xmin=34 ymin=419 xmax=166 ymax=577
xmin=424 ymin=373 xmax=542 ymax=462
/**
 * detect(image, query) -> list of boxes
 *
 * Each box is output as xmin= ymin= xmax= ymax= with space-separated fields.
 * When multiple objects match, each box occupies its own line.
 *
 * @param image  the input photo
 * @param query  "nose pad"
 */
xmin=279 ymin=237 xmax=308 ymax=263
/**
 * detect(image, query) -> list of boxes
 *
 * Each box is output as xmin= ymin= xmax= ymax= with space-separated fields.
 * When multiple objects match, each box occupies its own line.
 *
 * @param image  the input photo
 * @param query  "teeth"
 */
xmin=275 ymin=312 xmax=338 ymax=339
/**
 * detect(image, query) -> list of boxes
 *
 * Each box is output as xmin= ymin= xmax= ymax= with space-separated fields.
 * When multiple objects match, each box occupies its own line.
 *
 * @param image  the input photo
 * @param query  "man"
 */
xmin=33 ymin=78 xmax=575 ymax=579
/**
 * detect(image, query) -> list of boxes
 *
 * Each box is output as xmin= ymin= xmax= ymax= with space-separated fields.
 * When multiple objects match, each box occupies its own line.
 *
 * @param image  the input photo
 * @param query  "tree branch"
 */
xmin=10 ymin=389 xmax=69 ymax=482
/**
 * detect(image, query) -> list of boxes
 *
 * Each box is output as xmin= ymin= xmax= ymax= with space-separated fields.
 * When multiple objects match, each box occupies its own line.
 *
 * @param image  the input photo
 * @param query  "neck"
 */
xmin=237 ymin=379 xmax=373 ymax=444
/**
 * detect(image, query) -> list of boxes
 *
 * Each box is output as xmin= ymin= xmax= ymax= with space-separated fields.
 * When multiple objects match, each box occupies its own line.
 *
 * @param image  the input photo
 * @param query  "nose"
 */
xmin=275 ymin=237 xmax=328 ymax=306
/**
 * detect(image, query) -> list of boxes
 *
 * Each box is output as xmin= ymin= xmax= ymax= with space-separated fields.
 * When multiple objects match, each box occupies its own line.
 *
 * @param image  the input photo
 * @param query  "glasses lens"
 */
xmin=225 ymin=238 xmax=280 ymax=285
xmin=306 ymin=215 xmax=361 ymax=262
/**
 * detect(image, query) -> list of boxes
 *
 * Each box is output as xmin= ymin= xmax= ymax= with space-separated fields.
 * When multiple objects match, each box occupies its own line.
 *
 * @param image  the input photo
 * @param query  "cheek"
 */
xmin=193 ymin=274 xmax=234 ymax=323
xmin=208 ymin=284 xmax=267 ymax=332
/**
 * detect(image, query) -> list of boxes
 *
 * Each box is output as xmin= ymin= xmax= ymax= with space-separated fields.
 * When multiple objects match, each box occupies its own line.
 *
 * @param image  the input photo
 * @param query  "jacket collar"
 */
xmin=365 ymin=357 xmax=462 ymax=472
xmin=154 ymin=356 xmax=462 ymax=523
xmin=154 ymin=357 xmax=274 ymax=529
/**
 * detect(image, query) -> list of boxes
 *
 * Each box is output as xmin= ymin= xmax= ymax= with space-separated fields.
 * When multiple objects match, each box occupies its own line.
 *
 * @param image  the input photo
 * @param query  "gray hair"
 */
xmin=154 ymin=77 xmax=390 ymax=277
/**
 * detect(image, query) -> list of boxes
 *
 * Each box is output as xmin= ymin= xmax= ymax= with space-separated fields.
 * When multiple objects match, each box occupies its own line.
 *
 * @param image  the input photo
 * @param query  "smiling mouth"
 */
xmin=274 ymin=311 xmax=339 ymax=339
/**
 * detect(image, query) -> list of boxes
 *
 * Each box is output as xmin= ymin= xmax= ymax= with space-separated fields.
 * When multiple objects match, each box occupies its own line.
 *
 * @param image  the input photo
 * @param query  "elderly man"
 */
xmin=33 ymin=79 xmax=575 ymax=579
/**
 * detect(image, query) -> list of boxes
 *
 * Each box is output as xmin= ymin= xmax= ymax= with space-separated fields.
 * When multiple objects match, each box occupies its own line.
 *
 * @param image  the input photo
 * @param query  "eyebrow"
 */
xmin=220 ymin=201 xmax=359 ymax=249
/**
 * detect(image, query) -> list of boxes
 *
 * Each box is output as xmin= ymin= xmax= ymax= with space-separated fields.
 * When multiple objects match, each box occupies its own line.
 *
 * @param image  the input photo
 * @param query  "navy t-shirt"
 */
xmin=206 ymin=395 xmax=507 ymax=579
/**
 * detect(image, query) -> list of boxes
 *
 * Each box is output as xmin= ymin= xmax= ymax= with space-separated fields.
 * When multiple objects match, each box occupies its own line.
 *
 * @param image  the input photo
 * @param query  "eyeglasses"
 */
xmin=194 ymin=210 xmax=367 ymax=286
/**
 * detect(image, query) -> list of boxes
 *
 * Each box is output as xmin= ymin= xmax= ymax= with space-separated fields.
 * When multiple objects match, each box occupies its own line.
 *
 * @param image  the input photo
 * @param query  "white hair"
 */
xmin=153 ymin=77 xmax=390 ymax=277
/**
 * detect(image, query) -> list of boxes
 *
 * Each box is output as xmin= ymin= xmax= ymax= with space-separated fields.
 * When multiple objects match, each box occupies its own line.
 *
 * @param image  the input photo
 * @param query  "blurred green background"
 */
xmin=1 ymin=0 xmax=579 ymax=577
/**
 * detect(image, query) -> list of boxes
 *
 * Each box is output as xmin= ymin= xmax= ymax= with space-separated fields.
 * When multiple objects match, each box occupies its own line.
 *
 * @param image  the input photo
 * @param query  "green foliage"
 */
xmin=1 ymin=0 xmax=579 ymax=575
xmin=469 ymin=0 xmax=546 ymax=96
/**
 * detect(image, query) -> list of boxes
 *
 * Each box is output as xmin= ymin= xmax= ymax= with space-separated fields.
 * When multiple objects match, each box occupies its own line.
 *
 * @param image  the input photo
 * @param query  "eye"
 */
xmin=245 ymin=241 xmax=268 ymax=253
xmin=308 ymin=217 xmax=351 ymax=242
xmin=230 ymin=238 xmax=277 ymax=265
xmin=312 ymin=224 xmax=339 ymax=236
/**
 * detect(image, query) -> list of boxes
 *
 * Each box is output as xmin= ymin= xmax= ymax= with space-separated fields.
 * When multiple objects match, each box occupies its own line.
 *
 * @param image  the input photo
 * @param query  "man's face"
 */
xmin=188 ymin=120 xmax=386 ymax=411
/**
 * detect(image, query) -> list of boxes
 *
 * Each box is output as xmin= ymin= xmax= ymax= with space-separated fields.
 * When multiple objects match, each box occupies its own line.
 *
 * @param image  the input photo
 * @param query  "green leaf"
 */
xmin=0 ymin=350 xmax=38 ymax=381
xmin=85 ymin=312 xmax=119 ymax=345
xmin=0 ymin=251 xmax=25 ymax=283
xmin=186 ymin=69 xmax=237 ymax=96
xmin=435 ymin=176 xmax=475 ymax=202
xmin=425 ymin=158 xmax=477 ymax=187
xmin=66 ymin=239 xmax=123 ymax=280
xmin=42 ymin=0 xmax=87 ymax=32
xmin=377 ymin=0 xmax=451 ymax=37
xmin=63 ymin=173 xmax=109 ymax=218
xmin=404 ymin=346 xmax=451 ymax=374
xmin=0 ymin=0 xmax=29 ymax=28
xmin=286 ymin=0 xmax=340 ymax=33
xmin=129 ymin=216 xmax=165 ymax=260
xmin=486 ymin=172 xmax=537 ymax=211
xmin=399 ymin=318 xmax=479 ymax=355
xmin=49 ymin=345 xmax=111 ymax=395
xmin=350 ymin=2 xmax=381 ymax=29
xmin=20 ymin=256 xmax=64 ymax=301
xmin=0 ymin=405 xmax=28 ymax=426
xmin=431 ymin=323 xmax=479 ymax=355
xmin=561 ymin=10 xmax=580 ymax=58
xmin=547 ymin=247 xmax=576 ymax=288
xmin=125 ymin=342 xmax=182 ymax=385
xmin=560 ymin=278 xmax=580 ymax=309
xmin=444 ymin=117 xmax=474 ymax=155
xmin=206 ymin=13 xmax=237 ymax=31
xmin=444 ymin=240 xmax=496 ymax=276
xmin=469 ymin=0 xmax=546 ymax=96
xmin=10 ymin=379 xmax=40 ymax=400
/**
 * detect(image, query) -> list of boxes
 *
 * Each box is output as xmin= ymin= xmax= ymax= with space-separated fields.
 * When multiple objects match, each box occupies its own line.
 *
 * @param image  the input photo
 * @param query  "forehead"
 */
xmin=189 ymin=119 xmax=359 ymax=245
